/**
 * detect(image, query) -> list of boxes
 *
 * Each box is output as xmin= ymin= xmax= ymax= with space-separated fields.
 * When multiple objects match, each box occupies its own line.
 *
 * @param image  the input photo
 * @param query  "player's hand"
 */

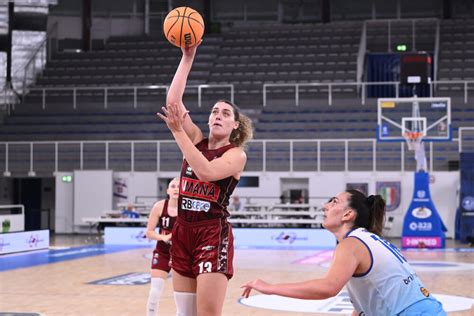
xmin=157 ymin=103 xmax=188 ymax=133
xmin=241 ymin=279 xmax=272 ymax=298
xmin=161 ymin=234 xmax=171 ymax=244
xmin=181 ymin=39 xmax=202 ymax=58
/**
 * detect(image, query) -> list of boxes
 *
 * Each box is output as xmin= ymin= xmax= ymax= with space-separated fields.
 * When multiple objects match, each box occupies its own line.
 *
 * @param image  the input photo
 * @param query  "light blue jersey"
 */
xmin=345 ymin=228 xmax=444 ymax=316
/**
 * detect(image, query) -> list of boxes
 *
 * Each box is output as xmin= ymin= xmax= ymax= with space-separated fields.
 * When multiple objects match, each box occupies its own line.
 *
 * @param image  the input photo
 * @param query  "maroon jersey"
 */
xmin=155 ymin=200 xmax=176 ymax=253
xmin=178 ymin=139 xmax=239 ymax=222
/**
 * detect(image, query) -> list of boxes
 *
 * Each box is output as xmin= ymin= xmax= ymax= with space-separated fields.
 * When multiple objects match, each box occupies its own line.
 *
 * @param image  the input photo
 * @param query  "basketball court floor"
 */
xmin=0 ymin=235 xmax=473 ymax=315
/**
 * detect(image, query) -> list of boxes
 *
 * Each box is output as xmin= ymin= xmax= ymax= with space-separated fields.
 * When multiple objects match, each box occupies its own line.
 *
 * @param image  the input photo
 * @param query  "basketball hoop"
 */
xmin=404 ymin=131 xmax=423 ymax=151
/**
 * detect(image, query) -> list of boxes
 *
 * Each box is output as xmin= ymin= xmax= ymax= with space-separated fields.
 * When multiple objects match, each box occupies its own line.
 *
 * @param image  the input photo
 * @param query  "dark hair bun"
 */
xmin=366 ymin=195 xmax=376 ymax=206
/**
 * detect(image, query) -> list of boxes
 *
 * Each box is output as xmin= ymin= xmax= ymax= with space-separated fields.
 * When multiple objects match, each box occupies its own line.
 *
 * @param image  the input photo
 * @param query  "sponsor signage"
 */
xmin=462 ymin=196 xmax=474 ymax=212
xmin=180 ymin=177 xmax=220 ymax=201
xmin=0 ymin=230 xmax=49 ymax=255
xmin=104 ymin=227 xmax=158 ymax=245
xmin=233 ymin=228 xmax=336 ymax=249
xmin=181 ymin=197 xmax=211 ymax=212
xmin=402 ymin=236 xmax=442 ymax=248
xmin=104 ymin=227 xmax=337 ymax=248
xmin=402 ymin=172 xmax=446 ymax=248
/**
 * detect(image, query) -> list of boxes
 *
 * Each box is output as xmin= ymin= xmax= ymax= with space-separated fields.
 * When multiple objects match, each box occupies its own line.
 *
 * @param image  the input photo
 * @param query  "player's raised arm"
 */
xmin=166 ymin=43 xmax=204 ymax=145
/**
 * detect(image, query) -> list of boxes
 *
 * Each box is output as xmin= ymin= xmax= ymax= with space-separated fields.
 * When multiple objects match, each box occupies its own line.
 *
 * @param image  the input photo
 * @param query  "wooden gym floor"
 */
xmin=0 ymin=235 xmax=473 ymax=316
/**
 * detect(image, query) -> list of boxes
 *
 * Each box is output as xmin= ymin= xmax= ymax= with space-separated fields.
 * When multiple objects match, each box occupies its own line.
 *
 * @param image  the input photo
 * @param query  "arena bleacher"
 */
xmin=0 ymin=12 xmax=473 ymax=175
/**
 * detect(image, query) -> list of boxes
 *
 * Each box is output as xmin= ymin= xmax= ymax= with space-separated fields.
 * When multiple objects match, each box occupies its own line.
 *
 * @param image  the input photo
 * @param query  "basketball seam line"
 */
xmin=179 ymin=7 xmax=187 ymax=47
xmin=187 ymin=12 xmax=198 ymax=46
xmin=166 ymin=15 xmax=204 ymax=28
xmin=166 ymin=9 xmax=181 ymax=39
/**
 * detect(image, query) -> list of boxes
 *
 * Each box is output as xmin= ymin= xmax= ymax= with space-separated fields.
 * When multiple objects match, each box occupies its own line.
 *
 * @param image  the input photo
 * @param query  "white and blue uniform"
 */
xmin=345 ymin=228 xmax=445 ymax=316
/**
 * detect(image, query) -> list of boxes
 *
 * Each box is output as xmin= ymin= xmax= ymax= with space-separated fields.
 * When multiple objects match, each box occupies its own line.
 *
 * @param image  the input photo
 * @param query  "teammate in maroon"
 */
xmin=157 ymin=41 xmax=253 ymax=316
xmin=145 ymin=177 xmax=179 ymax=316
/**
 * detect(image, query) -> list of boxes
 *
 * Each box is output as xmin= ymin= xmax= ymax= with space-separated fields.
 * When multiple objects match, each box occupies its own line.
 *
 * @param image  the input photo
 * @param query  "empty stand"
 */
xmin=437 ymin=19 xmax=474 ymax=94
xmin=1 ymin=20 xmax=472 ymax=174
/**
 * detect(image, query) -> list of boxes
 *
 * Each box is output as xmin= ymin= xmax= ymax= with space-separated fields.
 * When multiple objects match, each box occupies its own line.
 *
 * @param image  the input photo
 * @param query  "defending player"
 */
xmin=241 ymin=190 xmax=447 ymax=316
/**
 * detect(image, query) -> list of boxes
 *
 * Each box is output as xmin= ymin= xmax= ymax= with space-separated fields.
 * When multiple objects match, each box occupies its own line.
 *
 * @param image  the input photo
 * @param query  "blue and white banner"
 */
xmin=0 ymin=230 xmax=49 ymax=255
xmin=104 ymin=227 xmax=156 ymax=246
xmin=233 ymin=228 xmax=336 ymax=249
xmin=104 ymin=227 xmax=336 ymax=249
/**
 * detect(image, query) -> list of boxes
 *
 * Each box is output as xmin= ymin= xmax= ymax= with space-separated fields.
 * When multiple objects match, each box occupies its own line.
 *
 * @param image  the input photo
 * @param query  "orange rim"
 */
xmin=404 ymin=132 xmax=423 ymax=141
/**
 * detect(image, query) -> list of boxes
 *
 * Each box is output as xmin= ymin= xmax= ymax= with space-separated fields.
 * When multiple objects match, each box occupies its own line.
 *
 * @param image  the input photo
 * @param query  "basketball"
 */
xmin=163 ymin=7 xmax=204 ymax=48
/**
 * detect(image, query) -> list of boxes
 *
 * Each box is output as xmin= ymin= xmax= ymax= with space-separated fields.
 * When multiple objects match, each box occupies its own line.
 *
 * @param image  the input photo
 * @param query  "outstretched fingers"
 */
xmin=156 ymin=106 xmax=168 ymax=123
xmin=240 ymin=285 xmax=253 ymax=298
xmin=157 ymin=103 xmax=186 ymax=133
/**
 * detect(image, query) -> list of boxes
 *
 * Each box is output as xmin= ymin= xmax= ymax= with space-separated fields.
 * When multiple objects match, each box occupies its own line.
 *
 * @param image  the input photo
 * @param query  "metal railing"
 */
xmin=16 ymin=22 xmax=60 ymax=97
xmin=24 ymin=84 xmax=234 ymax=110
xmin=263 ymin=80 xmax=474 ymax=106
xmin=17 ymin=38 xmax=47 ymax=98
xmin=1 ymin=22 xmax=58 ymax=107
xmin=15 ymin=79 xmax=472 ymax=111
xmin=1 ymin=135 xmax=470 ymax=177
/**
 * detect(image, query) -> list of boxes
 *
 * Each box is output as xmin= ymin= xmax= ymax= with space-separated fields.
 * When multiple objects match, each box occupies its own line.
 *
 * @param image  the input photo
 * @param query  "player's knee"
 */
xmin=174 ymin=291 xmax=197 ymax=316
xmin=197 ymin=299 xmax=222 ymax=316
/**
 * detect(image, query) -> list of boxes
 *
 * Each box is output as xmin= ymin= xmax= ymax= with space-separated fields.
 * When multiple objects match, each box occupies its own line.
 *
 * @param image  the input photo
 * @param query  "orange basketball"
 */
xmin=163 ymin=7 xmax=204 ymax=48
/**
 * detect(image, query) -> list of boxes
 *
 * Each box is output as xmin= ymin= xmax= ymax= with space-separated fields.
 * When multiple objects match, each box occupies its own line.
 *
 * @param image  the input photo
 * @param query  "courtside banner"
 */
xmin=233 ymin=228 xmax=336 ymax=249
xmin=104 ymin=227 xmax=157 ymax=245
xmin=0 ymin=229 xmax=49 ymax=255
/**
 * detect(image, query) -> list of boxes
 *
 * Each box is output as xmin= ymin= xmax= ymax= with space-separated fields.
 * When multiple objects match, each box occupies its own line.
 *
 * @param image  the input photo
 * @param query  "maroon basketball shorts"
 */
xmin=171 ymin=217 xmax=234 ymax=279
xmin=151 ymin=248 xmax=172 ymax=272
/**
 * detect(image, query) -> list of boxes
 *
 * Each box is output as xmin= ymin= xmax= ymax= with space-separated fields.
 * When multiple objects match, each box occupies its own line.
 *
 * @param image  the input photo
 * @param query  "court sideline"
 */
xmin=0 ymin=235 xmax=473 ymax=315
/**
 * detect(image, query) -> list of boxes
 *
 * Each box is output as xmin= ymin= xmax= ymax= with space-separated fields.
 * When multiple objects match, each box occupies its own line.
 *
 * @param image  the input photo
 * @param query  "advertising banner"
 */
xmin=0 ymin=230 xmax=49 ymax=255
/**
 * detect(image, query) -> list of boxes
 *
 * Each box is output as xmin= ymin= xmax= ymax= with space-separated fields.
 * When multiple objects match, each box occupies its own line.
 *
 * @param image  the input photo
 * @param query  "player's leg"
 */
xmin=170 ymin=219 xmax=198 ymax=316
xmin=196 ymin=273 xmax=228 ymax=316
xmin=147 ymin=250 xmax=171 ymax=316
xmin=397 ymin=297 xmax=447 ymax=316
xmin=147 ymin=269 xmax=169 ymax=316
xmin=172 ymin=270 xmax=197 ymax=316
xmin=192 ymin=220 xmax=234 ymax=316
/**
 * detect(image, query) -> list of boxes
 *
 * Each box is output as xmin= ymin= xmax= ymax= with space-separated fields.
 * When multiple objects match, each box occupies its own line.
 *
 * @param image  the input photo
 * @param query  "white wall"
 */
xmin=114 ymin=171 xmax=163 ymax=205
xmin=233 ymin=171 xmax=459 ymax=238
xmin=54 ymin=171 xmax=459 ymax=238
xmin=55 ymin=172 xmax=74 ymax=233
xmin=73 ymin=170 xmax=113 ymax=227
xmin=55 ymin=171 xmax=174 ymax=233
